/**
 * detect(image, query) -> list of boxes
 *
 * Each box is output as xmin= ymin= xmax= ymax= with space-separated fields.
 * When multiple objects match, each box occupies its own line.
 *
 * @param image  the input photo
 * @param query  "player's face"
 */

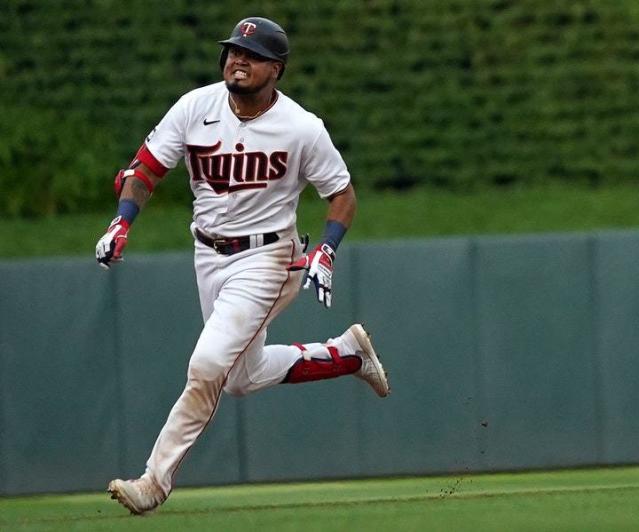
xmin=224 ymin=46 xmax=281 ymax=95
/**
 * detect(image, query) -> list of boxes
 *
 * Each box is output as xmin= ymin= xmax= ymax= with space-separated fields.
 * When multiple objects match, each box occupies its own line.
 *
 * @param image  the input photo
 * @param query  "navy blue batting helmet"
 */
xmin=219 ymin=17 xmax=289 ymax=79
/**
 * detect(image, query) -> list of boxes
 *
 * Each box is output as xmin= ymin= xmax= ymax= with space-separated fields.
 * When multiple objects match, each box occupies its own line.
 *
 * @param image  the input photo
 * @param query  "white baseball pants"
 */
xmin=143 ymin=232 xmax=346 ymax=495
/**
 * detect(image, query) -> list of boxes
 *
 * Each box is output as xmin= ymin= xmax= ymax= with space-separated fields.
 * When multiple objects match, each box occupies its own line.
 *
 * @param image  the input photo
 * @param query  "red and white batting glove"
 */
xmin=96 ymin=216 xmax=130 ymax=270
xmin=288 ymin=243 xmax=336 ymax=308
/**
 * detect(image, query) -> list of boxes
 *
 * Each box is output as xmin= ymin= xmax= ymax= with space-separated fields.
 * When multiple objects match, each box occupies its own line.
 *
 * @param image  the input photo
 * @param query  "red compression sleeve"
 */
xmin=134 ymin=144 xmax=169 ymax=178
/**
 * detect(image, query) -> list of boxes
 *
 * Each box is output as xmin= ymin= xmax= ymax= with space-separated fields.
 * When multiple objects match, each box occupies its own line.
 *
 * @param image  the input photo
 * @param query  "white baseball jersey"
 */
xmin=144 ymin=81 xmax=350 ymax=237
xmin=115 ymin=83 xmax=387 ymax=501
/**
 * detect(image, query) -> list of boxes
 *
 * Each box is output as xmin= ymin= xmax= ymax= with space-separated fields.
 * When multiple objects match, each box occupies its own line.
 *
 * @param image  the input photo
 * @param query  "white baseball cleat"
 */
xmin=347 ymin=323 xmax=390 ymax=397
xmin=108 ymin=476 xmax=166 ymax=515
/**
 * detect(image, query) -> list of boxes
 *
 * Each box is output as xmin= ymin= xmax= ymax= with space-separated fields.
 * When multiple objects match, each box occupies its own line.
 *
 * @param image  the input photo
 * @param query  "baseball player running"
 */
xmin=96 ymin=17 xmax=390 ymax=515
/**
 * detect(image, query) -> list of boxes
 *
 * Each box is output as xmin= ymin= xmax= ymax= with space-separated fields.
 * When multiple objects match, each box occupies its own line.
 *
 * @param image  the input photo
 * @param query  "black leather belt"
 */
xmin=195 ymin=228 xmax=279 ymax=255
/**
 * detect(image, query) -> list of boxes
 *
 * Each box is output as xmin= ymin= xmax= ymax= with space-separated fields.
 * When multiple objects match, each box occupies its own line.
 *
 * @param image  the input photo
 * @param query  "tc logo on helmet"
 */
xmin=241 ymin=22 xmax=257 ymax=36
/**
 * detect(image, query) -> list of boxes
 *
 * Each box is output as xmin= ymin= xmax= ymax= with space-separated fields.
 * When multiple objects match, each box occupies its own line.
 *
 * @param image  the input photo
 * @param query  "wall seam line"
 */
xmin=350 ymin=244 xmax=365 ymax=475
xmin=469 ymin=237 xmax=487 ymax=470
xmin=112 ymin=269 xmax=126 ymax=476
xmin=588 ymin=235 xmax=606 ymax=462
xmin=0 ymin=287 xmax=5 ymax=494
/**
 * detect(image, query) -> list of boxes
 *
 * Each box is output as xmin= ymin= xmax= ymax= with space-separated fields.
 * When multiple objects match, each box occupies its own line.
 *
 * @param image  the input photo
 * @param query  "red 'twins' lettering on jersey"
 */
xmin=188 ymin=141 xmax=288 ymax=194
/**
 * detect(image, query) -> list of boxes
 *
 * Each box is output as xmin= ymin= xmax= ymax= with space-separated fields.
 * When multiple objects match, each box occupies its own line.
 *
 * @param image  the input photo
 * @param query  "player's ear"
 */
xmin=272 ymin=62 xmax=282 ymax=80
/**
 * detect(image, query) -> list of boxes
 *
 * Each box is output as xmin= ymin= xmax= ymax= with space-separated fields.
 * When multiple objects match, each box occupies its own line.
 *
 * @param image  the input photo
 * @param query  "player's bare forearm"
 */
xmin=120 ymin=163 xmax=162 ymax=210
xmin=326 ymin=183 xmax=357 ymax=228
xmin=95 ymin=163 xmax=162 ymax=268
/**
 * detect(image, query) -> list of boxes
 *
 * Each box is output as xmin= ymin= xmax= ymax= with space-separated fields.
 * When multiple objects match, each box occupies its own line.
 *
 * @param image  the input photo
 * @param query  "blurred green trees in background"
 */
xmin=2 ymin=0 xmax=639 ymax=217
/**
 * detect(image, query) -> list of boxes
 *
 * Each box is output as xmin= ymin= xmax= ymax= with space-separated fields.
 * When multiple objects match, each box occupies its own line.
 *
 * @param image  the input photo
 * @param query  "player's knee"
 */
xmin=222 ymin=381 xmax=249 ymax=397
xmin=188 ymin=350 xmax=226 ymax=381
xmin=222 ymin=365 xmax=251 ymax=397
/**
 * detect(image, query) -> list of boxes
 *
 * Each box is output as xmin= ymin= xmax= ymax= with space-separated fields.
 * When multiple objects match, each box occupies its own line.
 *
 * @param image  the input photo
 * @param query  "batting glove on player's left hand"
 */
xmin=288 ymin=243 xmax=335 ymax=308
xmin=96 ymin=216 xmax=130 ymax=270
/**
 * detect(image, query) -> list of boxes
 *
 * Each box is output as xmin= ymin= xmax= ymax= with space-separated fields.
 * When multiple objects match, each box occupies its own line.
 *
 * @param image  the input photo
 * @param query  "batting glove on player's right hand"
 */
xmin=96 ymin=216 xmax=130 ymax=270
xmin=288 ymin=243 xmax=335 ymax=308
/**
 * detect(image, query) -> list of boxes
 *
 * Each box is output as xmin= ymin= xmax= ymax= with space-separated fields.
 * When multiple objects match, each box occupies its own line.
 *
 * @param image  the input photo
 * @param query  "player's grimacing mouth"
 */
xmin=232 ymin=69 xmax=249 ymax=81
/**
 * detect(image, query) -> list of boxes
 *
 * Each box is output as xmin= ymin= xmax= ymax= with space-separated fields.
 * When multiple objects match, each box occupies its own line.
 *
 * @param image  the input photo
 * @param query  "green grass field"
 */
xmin=2 ymin=183 xmax=639 ymax=259
xmin=1 ymin=467 xmax=638 ymax=531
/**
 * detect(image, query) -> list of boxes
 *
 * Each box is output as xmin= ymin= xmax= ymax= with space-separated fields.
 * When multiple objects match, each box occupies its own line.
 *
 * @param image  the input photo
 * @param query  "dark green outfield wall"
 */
xmin=3 ymin=1 xmax=639 ymax=215
xmin=1 ymin=231 xmax=638 ymax=495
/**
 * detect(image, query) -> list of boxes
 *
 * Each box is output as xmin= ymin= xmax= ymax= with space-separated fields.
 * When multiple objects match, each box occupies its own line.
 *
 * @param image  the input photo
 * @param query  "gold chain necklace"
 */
xmin=229 ymin=93 xmax=276 ymax=121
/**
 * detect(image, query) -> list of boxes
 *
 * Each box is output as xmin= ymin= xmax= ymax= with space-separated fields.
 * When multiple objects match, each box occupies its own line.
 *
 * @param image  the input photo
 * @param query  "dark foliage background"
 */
xmin=2 ymin=0 xmax=638 ymax=216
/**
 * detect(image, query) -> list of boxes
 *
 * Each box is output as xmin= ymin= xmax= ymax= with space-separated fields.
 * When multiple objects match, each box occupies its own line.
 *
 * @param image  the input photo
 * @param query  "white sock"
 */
xmin=326 ymin=330 xmax=361 ymax=357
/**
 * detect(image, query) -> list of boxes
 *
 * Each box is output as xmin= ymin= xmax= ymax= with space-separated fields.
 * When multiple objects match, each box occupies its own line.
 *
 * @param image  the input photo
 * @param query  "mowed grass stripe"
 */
xmin=164 ymin=483 xmax=639 ymax=515
xmin=1 ymin=468 xmax=638 ymax=527
xmin=3 ymin=183 xmax=639 ymax=259
xmin=3 ymin=485 xmax=639 ymax=528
